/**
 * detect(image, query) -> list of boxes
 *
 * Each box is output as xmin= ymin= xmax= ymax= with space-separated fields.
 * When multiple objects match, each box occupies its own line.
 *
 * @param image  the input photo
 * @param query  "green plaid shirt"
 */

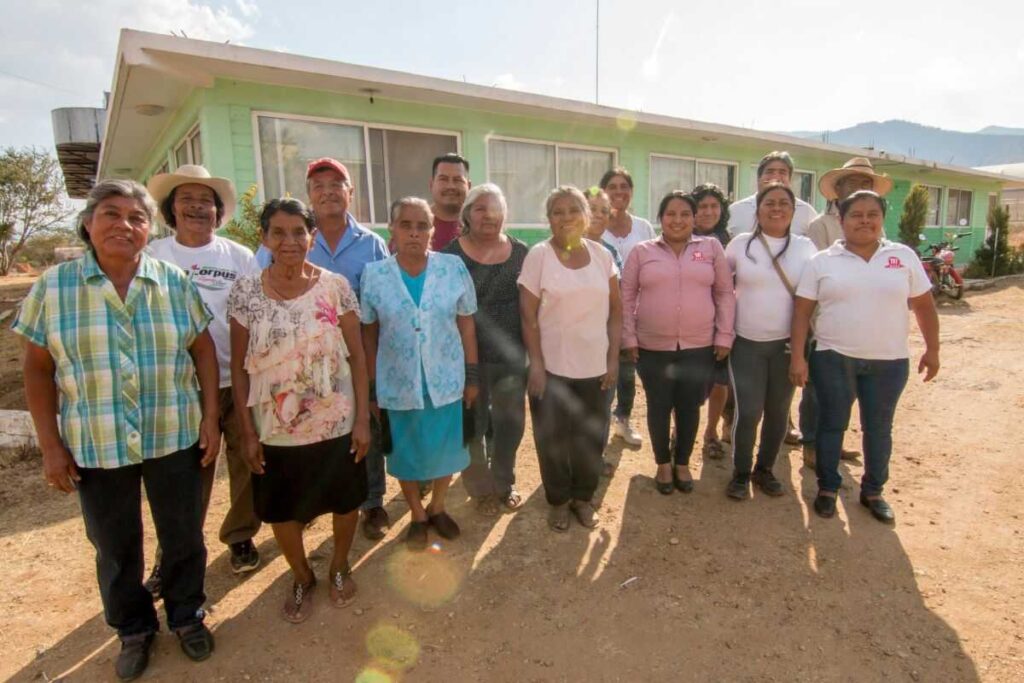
xmin=12 ymin=251 xmax=213 ymax=469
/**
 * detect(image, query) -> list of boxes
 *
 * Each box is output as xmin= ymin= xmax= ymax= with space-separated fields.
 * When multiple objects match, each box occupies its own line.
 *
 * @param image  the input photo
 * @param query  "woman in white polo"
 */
xmin=789 ymin=190 xmax=939 ymax=523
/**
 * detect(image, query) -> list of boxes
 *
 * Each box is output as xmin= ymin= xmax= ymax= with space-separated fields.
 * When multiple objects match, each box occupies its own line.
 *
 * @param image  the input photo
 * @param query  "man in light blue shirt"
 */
xmin=256 ymin=158 xmax=391 ymax=539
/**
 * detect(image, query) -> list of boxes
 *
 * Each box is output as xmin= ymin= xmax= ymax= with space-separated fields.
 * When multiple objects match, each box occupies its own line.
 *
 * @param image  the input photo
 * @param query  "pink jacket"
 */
xmin=621 ymin=235 xmax=736 ymax=351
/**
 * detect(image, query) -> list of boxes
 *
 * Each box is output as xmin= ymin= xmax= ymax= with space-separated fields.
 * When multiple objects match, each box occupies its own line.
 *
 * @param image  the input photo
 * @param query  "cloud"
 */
xmin=0 ymin=0 xmax=259 ymax=149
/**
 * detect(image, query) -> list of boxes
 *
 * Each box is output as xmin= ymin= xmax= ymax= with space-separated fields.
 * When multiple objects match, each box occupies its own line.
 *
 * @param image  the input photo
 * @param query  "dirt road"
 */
xmin=1 ymin=278 xmax=1022 ymax=682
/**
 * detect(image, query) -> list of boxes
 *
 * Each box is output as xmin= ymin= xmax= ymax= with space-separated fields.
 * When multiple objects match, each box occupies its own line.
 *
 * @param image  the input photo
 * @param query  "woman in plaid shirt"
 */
xmin=13 ymin=179 xmax=221 ymax=681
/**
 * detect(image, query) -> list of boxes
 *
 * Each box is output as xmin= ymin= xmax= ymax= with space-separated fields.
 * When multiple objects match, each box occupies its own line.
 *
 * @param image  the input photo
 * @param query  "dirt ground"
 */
xmin=1 ymin=276 xmax=1023 ymax=682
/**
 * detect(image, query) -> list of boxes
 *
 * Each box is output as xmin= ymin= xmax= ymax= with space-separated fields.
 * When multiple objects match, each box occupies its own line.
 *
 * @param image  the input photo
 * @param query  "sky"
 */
xmin=2 ymin=0 xmax=1024 ymax=152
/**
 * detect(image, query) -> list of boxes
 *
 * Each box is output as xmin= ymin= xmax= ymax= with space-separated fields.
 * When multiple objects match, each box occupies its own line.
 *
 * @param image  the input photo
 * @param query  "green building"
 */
xmin=53 ymin=30 xmax=1021 ymax=261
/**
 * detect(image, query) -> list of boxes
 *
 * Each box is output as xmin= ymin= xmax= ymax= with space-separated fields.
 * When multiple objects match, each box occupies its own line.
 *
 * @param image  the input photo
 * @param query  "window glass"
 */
xmin=559 ymin=147 xmax=614 ymax=193
xmin=489 ymin=139 xmax=555 ymax=224
xmin=649 ymin=156 xmax=695 ymax=221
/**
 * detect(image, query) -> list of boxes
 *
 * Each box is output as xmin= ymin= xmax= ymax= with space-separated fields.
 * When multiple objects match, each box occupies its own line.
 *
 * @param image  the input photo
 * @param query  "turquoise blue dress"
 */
xmin=386 ymin=267 xmax=470 ymax=481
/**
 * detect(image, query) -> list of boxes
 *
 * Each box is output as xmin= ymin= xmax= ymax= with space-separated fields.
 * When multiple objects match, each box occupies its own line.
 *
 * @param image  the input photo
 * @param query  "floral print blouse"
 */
xmin=227 ymin=271 xmax=360 ymax=447
xmin=359 ymin=253 xmax=477 ymax=411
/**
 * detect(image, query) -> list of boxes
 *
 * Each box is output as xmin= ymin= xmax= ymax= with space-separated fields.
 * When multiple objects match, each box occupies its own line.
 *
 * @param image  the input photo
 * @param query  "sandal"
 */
xmin=499 ymin=489 xmax=523 ymax=511
xmin=474 ymin=495 xmax=501 ymax=516
xmin=702 ymin=439 xmax=725 ymax=460
xmin=329 ymin=567 xmax=357 ymax=608
xmin=283 ymin=576 xmax=316 ymax=624
xmin=548 ymin=503 xmax=571 ymax=532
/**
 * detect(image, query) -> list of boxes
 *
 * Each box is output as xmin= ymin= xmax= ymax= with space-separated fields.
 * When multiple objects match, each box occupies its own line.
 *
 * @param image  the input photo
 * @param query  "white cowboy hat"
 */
xmin=147 ymin=165 xmax=237 ymax=226
xmin=818 ymin=157 xmax=894 ymax=201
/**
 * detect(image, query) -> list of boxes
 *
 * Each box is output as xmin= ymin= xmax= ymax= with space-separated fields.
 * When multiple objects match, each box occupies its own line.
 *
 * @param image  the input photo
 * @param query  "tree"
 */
xmin=222 ymin=184 xmax=262 ymax=252
xmin=965 ymin=203 xmax=1020 ymax=277
xmin=0 ymin=148 xmax=74 ymax=275
xmin=898 ymin=184 xmax=930 ymax=249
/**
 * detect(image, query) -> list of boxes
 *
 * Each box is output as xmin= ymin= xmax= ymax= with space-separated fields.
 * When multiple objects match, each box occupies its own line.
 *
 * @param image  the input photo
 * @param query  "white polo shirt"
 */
xmin=795 ymin=240 xmax=931 ymax=360
xmin=727 ymin=194 xmax=818 ymax=237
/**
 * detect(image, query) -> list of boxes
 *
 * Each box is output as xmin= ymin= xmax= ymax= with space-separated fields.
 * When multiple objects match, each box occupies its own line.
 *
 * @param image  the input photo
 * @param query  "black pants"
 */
xmin=78 ymin=444 xmax=207 ymax=638
xmin=529 ymin=373 xmax=606 ymax=505
xmin=613 ymin=350 xmax=637 ymax=419
xmin=463 ymin=363 xmax=527 ymax=498
xmin=728 ymin=337 xmax=795 ymax=475
xmin=636 ymin=347 xmax=714 ymax=466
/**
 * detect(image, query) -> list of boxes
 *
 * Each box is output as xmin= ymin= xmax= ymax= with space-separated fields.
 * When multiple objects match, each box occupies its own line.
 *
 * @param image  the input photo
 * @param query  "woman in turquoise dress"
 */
xmin=360 ymin=197 xmax=479 ymax=550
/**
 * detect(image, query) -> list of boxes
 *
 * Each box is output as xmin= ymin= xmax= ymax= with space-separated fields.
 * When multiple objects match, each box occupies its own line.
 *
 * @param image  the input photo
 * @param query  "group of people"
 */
xmin=13 ymin=148 xmax=940 ymax=680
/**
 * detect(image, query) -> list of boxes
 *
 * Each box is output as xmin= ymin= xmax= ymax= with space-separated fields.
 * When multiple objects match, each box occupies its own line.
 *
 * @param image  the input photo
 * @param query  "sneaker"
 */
xmin=361 ymin=506 xmax=390 ymax=541
xmin=229 ymin=540 xmax=260 ymax=574
xmin=143 ymin=564 xmax=162 ymax=600
xmin=726 ymin=473 xmax=750 ymax=500
xmin=613 ymin=417 xmax=643 ymax=446
xmin=175 ymin=622 xmax=215 ymax=662
xmin=751 ymin=469 xmax=785 ymax=497
xmin=115 ymin=632 xmax=154 ymax=681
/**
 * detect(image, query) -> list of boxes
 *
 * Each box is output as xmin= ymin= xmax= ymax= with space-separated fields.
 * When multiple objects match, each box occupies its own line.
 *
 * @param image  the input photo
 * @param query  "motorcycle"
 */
xmin=918 ymin=233 xmax=968 ymax=300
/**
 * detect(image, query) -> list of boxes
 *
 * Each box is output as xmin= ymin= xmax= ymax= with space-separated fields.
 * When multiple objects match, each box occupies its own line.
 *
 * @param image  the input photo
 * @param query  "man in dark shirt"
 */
xmin=428 ymin=153 xmax=471 ymax=251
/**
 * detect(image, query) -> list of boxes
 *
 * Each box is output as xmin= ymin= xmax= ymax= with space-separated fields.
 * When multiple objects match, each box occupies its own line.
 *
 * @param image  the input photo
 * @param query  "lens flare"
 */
xmin=355 ymin=667 xmax=393 ymax=683
xmin=386 ymin=545 xmax=465 ymax=609
xmin=615 ymin=111 xmax=638 ymax=132
xmin=366 ymin=622 xmax=421 ymax=671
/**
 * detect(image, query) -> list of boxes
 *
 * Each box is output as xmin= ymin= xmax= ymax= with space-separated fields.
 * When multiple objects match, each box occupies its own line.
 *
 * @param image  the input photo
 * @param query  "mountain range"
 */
xmin=781 ymin=120 xmax=1024 ymax=168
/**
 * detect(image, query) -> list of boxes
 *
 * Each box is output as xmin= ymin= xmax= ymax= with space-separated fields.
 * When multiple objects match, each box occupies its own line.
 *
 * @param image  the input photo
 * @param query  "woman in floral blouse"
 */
xmin=361 ymin=197 xmax=479 ymax=551
xmin=228 ymin=198 xmax=371 ymax=623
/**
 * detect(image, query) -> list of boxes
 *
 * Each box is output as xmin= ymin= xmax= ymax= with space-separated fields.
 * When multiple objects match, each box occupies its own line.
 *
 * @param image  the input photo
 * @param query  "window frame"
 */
xmin=251 ymin=110 xmax=463 ymax=226
xmin=484 ymin=134 xmax=619 ymax=226
xmin=920 ymin=184 xmax=944 ymax=228
xmin=945 ymin=187 xmax=974 ymax=228
xmin=173 ymin=124 xmax=202 ymax=168
xmin=791 ymin=168 xmax=817 ymax=206
xmin=649 ymin=152 xmax=739 ymax=221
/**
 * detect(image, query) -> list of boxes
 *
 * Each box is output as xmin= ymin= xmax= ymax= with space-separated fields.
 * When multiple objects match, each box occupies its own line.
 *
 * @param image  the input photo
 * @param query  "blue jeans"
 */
xmin=462 ymin=363 xmax=526 ymax=498
xmin=810 ymin=350 xmax=909 ymax=496
xmin=78 ymin=444 xmax=207 ymax=638
xmin=613 ymin=351 xmax=636 ymax=420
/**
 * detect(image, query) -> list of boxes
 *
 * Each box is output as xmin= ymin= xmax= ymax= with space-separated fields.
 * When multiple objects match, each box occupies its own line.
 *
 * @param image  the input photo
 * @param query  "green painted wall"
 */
xmin=142 ymin=77 xmax=1002 ymax=262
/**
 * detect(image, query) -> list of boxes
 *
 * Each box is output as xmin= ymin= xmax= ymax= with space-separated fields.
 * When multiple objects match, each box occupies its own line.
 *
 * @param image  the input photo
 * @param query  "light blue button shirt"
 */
xmin=255 ymin=213 xmax=388 ymax=299
xmin=360 ymin=253 xmax=478 ymax=410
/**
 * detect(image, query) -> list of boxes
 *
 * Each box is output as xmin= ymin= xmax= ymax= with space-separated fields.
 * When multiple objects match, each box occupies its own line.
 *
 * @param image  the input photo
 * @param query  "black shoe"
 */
xmin=860 ymin=493 xmax=895 ymax=524
xmin=813 ymin=494 xmax=837 ymax=518
xmin=115 ymin=632 xmax=154 ymax=681
xmin=175 ymin=622 xmax=214 ymax=662
xmin=673 ymin=470 xmax=694 ymax=493
xmin=361 ymin=506 xmax=390 ymax=541
xmin=726 ymin=474 xmax=750 ymax=500
xmin=143 ymin=564 xmax=161 ymax=600
xmin=428 ymin=511 xmax=461 ymax=540
xmin=751 ymin=469 xmax=785 ymax=497
xmin=405 ymin=520 xmax=429 ymax=551
xmin=229 ymin=540 xmax=260 ymax=574
xmin=655 ymin=476 xmax=674 ymax=495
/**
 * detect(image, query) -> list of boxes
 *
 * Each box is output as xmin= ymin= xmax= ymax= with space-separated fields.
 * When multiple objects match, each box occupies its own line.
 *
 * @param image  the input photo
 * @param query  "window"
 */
xmin=946 ymin=188 xmax=973 ymax=227
xmin=174 ymin=126 xmax=202 ymax=168
xmin=256 ymin=114 xmax=459 ymax=224
xmin=486 ymin=138 xmax=615 ymax=224
xmin=650 ymin=155 xmax=738 ymax=220
xmin=792 ymin=170 xmax=815 ymax=204
xmin=923 ymin=185 xmax=942 ymax=227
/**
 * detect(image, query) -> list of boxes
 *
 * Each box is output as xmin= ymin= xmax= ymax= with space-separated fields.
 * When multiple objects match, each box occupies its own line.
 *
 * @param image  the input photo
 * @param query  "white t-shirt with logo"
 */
xmin=602 ymin=215 xmax=657 ymax=266
xmin=726 ymin=232 xmax=817 ymax=341
xmin=727 ymin=193 xmax=818 ymax=237
xmin=148 ymin=235 xmax=258 ymax=387
xmin=795 ymin=240 xmax=931 ymax=360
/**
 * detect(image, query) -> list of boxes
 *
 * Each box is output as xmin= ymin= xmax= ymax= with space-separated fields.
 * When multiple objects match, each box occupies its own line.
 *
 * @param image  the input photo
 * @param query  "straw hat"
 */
xmin=818 ymin=157 xmax=894 ymax=201
xmin=147 ymin=165 xmax=237 ymax=226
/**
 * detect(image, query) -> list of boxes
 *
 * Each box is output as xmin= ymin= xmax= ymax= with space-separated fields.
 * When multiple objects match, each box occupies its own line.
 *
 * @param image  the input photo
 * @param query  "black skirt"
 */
xmin=252 ymin=434 xmax=368 ymax=524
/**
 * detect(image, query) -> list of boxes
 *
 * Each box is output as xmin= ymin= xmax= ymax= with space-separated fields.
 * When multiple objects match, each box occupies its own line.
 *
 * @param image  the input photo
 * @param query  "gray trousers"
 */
xmin=728 ymin=337 xmax=795 ymax=476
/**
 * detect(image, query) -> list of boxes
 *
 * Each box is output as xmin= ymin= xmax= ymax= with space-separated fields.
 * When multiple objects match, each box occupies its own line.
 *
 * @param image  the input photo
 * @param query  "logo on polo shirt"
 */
xmin=884 ymin=256 xmax=904 ymax=269
xmin=692 ymin=250 xmax=707 ymax=263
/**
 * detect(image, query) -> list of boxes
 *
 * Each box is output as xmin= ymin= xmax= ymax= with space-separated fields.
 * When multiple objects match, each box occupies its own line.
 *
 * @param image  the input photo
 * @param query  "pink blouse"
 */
xmin=621 ymin=235 xmax=736 ymax=351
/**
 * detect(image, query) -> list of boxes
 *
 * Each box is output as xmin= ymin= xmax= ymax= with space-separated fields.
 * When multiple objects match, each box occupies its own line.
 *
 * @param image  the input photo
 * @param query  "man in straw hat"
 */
xmin=805 ymin=157 xmax=894 ymax=250
xmin=146 ymin=164 xmax=262 ymax=591
xmin=798 ymin=157 xmax=894 ymax=468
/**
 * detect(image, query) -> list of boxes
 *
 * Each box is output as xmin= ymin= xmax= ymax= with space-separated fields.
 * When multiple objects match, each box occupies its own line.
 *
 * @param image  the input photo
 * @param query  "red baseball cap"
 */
xmin=306 ymin=157 xmax=350 ymax=181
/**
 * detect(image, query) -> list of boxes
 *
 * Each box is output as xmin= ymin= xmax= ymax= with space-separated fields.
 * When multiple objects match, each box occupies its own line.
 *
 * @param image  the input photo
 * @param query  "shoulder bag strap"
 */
xmin=756 ymin=232 xmax=796 ymax=298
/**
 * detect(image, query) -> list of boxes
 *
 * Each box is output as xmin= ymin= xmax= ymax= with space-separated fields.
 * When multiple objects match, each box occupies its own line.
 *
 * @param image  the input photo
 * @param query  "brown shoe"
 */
xmin=548 ymin=503 xmax=571 ymax=532
xmin=361 ymin=506 xmax=390 ymax=541
xmin=802 ymin=445 xmax=817 ymax=470
xmin=428 ymin=511 xmax=461 ymax=540
xmin=569 ymin=500 xmax=599 ymax=528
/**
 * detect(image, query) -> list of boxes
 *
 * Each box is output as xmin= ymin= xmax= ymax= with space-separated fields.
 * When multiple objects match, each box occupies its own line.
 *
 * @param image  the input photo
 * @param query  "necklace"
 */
xmin=265 ymin=265 xmax=315 ymax=300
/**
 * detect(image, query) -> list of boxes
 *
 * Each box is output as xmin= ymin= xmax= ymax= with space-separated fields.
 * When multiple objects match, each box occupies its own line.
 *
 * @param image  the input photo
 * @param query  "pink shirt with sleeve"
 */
xmin=621 ymin=235 xmax=736 ymax=351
